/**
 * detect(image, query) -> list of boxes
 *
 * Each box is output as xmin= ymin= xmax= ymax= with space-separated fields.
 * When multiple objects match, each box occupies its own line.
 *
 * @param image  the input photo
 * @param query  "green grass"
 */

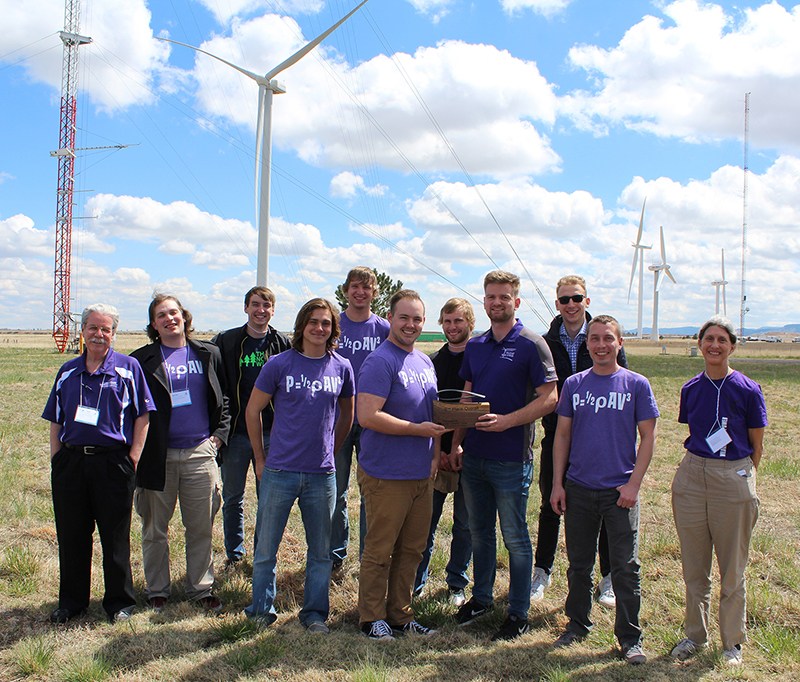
xmin=1 ymin=347 xmax=800 ymax=680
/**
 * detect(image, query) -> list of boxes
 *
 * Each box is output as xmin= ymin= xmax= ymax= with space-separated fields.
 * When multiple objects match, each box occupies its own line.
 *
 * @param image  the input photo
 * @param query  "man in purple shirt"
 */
xmin=550 ymin=315 xmax=658 ymax=664
xmin=43 ymin=303 xmax=154 ymax=624
xmin=357 ymin=290 xmax=446 ymax=640
xmin=451 ymin=270 xmax=558 ymax=641
xmin=330 ymin=267 xmax=390 ymax=569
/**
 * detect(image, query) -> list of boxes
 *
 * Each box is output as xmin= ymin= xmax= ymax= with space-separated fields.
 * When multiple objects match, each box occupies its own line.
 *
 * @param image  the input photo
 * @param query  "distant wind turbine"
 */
xmin=647 ymin=225 xmax=677 ymax=341
xmin=159 ymin=0 xmax=370 ymax=286
xmin=627 ymin=198 xmax=652 ymax=339
xmin=711 ymin=248 xmax=728 ymax=316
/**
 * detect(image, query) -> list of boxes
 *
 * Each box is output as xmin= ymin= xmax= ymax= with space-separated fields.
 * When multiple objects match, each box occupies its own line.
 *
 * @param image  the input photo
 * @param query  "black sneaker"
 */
xmin=394 ymin=620 xmax=437 ymax=636
xmin=361 ymin=619 xmax=396 ymax=641
xmin=490 ymin=614 xmax=530 ymax=641
xmin=454 ymin=596 xmax=490 ymax=625
xmin=552 ymin=629 xmax=585 ymax=649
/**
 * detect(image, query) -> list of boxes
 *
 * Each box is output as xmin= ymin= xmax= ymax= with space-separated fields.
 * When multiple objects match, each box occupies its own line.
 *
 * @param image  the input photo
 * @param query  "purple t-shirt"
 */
xmin=161 ymin=345 xmax=210 ymax=449
xmin=556 ymin=367 xmax=660 ymax=490
xmin=679 ymin=370 xmax=767 ymax=460
xmin=460 ymin=319 xmax=557 ymax=462
xmin=254 ymin=350 xmax=354 ymax=473
xmin=358 ymin=341 xmax=438 ymax=480
xmin=337 ymin=312 xmax=390 ymax=425
xmin=42 ymin=349 xmax=155 ymax=447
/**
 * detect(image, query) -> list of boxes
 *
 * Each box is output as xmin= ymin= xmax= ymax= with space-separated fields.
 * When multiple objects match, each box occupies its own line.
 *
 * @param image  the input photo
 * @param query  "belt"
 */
xmin=64 ymin=443 xmax=128 ymax=455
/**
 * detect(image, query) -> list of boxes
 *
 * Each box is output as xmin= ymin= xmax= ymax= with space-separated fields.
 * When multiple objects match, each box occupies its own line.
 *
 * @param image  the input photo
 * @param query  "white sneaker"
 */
xmin=448 ymin=587 xmax=467 ymax=608
xmin=722 ymin=645 xmax=742 ymax=666
xmin=530 ymin=567 xmax=551 ymax=601
xmin=670 ymin=638 xmax=701 ymax=660
xmin=597 ymin=574 xmax=616 ymax=609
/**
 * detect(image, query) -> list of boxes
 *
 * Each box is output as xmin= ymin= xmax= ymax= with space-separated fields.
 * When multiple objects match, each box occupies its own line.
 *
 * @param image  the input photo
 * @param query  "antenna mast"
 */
xmin=739 ymin=93 xmax=750 ymax=339
xmin=52 ymin=0 xmax=91 ymax=352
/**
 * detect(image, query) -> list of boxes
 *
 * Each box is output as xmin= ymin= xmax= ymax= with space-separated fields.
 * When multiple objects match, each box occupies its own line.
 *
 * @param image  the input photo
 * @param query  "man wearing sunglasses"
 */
xmin=530 ymin=276 xmax=627 ymax=607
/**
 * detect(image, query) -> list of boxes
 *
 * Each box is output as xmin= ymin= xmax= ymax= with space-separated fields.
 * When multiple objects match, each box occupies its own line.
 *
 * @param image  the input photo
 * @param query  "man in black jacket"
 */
xmin=531 ymin=276 xmax=627 ymax=607
xmin=213 ymin=286 xmax=290 ymax=569
xmin=132 ymin=294 xmax=230 ymax=612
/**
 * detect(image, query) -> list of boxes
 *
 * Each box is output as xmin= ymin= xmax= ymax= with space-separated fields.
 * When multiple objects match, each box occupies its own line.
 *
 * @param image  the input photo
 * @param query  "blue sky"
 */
xmin=1 ymin=0 xmax=798 ymax=335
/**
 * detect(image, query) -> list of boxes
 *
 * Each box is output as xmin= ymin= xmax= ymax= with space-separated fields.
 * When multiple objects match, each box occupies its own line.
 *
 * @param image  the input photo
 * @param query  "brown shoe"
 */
xmin=198 ymin=596 xmax=223 ymax=612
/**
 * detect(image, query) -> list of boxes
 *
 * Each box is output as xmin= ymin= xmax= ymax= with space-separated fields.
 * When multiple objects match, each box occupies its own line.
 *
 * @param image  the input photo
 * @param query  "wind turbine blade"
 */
xmin=265 ymin=0 xmax=370 ymax=81
xmin=665 ymin=265 xmax=676 ymax=284
xmin=627 ymin=248 xmax=638 ymax=303
xmin=254 ymin=85 xmax=267 ymax=229
xmin=635 ymin=197 xmax=646 ymax=245
xmin=157 ymin=37 xmax=266 ymax=84
xmin=660 ymin=225 xmax=667 ymax=264
xmin=721 ymin=248 xmax=725 ymax=280
xmin=722 ymin=283 xmax=727 ymax=316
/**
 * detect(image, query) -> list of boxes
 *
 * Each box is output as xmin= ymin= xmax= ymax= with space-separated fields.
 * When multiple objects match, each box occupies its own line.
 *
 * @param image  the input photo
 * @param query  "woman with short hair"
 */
xmin=670 ymin=316 xmax=767 ymax=666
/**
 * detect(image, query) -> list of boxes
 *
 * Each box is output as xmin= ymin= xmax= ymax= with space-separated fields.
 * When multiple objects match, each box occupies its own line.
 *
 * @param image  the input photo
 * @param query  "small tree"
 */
xmin=335 ymin=269 xmax=404 ymax=318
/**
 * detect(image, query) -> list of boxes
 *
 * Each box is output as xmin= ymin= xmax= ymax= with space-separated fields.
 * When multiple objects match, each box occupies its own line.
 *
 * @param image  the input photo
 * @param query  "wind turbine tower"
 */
xmin=648 ymin=226 xmax=676 ymax=341
xmin=161 ymin=0 xmax=369 ymax=287
xmin=52 ymin=0 xmax=91 ymax=352
xmin=627 ymin=199 xmax=652 ymax=339
xmin=711 ymin=248 xmax=728 ymax=316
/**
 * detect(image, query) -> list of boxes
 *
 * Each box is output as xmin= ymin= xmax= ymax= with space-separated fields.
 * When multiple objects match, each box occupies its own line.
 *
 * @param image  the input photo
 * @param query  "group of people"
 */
xmin=43 ymin=266 xmax=767 ymax=668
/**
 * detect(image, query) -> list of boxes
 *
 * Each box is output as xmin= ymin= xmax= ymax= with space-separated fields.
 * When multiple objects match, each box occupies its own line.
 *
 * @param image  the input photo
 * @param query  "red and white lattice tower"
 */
xmin=52 ymin=0 xmax=91 ymax=352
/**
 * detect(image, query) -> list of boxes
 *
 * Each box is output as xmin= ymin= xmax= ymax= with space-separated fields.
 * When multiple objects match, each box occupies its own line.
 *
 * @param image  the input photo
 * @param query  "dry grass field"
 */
xmin=1 ymin=332 xmax=799 ymax=681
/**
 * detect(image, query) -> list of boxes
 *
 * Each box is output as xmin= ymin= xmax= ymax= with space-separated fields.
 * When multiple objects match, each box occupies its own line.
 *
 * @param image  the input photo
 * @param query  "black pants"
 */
xmin=534 ymin=430 xmax=611 ymax=576
xmin=51 ymin=446 xmax=136 ymax=616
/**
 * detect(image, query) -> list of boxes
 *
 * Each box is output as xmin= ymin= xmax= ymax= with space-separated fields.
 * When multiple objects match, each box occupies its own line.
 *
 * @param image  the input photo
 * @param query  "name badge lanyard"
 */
xmin=704 ymin=372 xmax=732 ymax=455
xmin=75 ymin=370 xmax=105 ymax=426
xmin=161 ymin=345 xmax=192 ymax=407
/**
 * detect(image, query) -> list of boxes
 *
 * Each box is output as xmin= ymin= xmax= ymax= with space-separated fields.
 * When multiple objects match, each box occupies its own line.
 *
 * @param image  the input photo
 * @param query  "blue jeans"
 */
xmin=245 ymin=467 xmax=335 ymax=626
xmin=563 ymin=480 xmax=642 ymax=647
xmin=330 ymin=424 xmax=367 ymax=563
xmin=460 ymin=453 xmax=533 ymax=620
xmin=414 ymin=481 xmax=472 ymax=592
xmin=220 ymin=431 xmax=268 ymax=561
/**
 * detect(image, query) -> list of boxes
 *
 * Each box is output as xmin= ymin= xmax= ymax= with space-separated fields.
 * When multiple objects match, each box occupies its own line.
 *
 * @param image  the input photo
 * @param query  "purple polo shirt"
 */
xmin=460 ymin=319 xmax=557 ymax=462
xmin=42 ymin=349 xmax=155 ymax=447
xmin=679 ymin=370 xmax=767 ymax=460
xmin=358 ymin=341 xmax=438 ymax=480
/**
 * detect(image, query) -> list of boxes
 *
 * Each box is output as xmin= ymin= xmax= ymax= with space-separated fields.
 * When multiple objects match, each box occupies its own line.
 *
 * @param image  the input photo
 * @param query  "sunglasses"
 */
xmin=558 ymin=294 xmax=586 ymax=304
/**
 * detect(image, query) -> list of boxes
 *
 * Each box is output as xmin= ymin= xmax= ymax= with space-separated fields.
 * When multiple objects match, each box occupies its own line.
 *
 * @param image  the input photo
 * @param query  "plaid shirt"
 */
xmin=559 ymin=320 xmax=587 ymax=373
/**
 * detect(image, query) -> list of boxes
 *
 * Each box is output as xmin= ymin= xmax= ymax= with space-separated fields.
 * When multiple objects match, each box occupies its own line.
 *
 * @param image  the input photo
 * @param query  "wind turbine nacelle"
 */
xmin=269 ymin=79 xmax=286 ymax=94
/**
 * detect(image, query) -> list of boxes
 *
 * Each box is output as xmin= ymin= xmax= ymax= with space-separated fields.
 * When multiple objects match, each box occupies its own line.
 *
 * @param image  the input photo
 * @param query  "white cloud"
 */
xmin=0 ymin=0 xmax=170 ymax=111
xmin=330 ymin=171 xmax=387 ymax=198
xmin=85 ymin=193 xmax=256 ymax=258
xmin=187 ymin=19 xmax=560 ymax=178
xmin=0 ymin=214 xmax=52 ymax=257
xmin=349 ymin=221 xmax=412 ymax=241
xmin=405 ymin=0 xmax=455 ymax=23
xmin=500 ymin=0 xmax=572 ymax=18
xmin=193 ymin=0 xmax=324 ymax=25
xmin=560 ymin=0 xmax=800 ymax=149
xmin=0 ymin=172 xmax=13 ymax=184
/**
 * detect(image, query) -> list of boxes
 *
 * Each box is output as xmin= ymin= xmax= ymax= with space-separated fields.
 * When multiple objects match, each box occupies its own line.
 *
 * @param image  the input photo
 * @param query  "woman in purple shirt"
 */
xmin=670 ymin=316 xmax=767 ymax=667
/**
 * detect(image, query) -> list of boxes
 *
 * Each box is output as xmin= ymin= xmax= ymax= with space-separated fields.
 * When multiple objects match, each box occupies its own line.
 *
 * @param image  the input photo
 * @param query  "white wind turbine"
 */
xmin=627 ymin=198 xmax=652 ymax=339
xmin=711 ymin=248 xmax=728 ymax=316
xmin=159 ymin=0 xmax=370 ymax=286
xmin=648 ymin=225 xmax=677 ymax=341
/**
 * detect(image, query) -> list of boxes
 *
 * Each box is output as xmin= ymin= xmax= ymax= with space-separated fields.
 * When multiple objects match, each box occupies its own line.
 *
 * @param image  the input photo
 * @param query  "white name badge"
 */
xmin=171 ymin=389 xmax=192 ymax=407
xmin=706 ymin=427 xmax=732 ymax=454
xmin=75 ymin=405 xmax=100 ymax=426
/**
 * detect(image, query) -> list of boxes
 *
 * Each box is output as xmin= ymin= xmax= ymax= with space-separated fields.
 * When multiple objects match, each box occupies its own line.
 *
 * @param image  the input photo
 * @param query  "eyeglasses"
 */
xmin=558 ymin=294 xmax=585 ymax=304
xmin=84 ymin=325 xmax=114 ymax=336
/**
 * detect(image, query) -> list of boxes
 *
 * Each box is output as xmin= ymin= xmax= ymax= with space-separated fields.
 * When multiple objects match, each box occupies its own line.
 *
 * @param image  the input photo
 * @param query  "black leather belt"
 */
xmin=64 ymin=443 xmax=127 ymax=455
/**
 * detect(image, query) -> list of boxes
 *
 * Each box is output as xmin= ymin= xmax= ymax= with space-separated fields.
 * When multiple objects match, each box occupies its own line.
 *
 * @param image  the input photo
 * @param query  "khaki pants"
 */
xmin=357 ymin=466 xmax=432 ymax=626
xmin=671 ymin=452 xmax=758 ymax=650
xmin=135 ymin=439 xmax=222 ymax=600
